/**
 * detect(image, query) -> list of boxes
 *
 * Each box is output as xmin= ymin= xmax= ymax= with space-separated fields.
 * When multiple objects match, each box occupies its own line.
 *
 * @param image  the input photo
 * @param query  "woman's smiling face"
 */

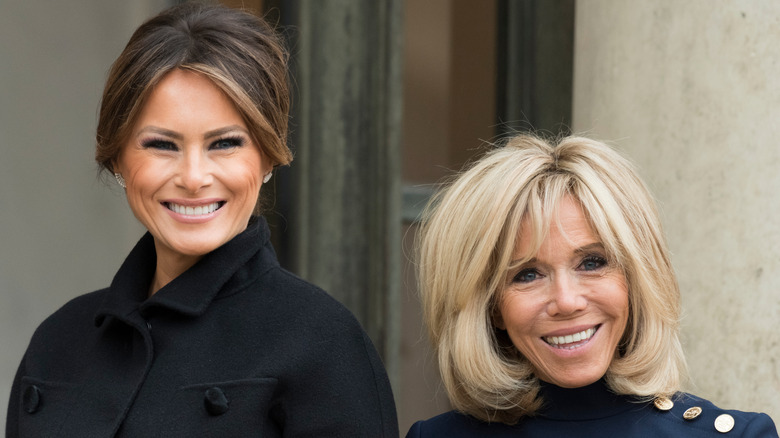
xmin=115 ymin=69 xmax=270 ymax=269
xmin=495 ymin=196 xmax=629 ymax=388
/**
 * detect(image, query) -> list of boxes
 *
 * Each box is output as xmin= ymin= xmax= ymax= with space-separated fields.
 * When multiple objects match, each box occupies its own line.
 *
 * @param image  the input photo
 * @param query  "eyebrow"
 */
xmin=137 ymin=126 xmax=183 ymax=140
xmin=574 ymin=242 xmax=606 ymax=255
xmin=136 ymin=125 xmax=249 ymax=140
xmin=508 ymin=242 xmax=606 ymax=266
xmin=204 ymin=125 xmax=249 ymax=139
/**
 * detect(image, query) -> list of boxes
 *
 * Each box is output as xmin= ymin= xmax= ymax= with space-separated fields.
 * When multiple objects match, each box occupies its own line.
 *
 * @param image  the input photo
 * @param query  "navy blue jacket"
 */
xmin=7 ymin=217 xmax=398 ymax=437
xmin=407 ymin=379 xmax=777 ymax=437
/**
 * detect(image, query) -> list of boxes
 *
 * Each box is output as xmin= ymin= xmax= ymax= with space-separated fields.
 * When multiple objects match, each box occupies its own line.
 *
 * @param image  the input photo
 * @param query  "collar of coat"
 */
xmin=537 ymin=378 xmax=640 ymax=420
xmin=94 ymin=216 xmax=273 ymax=328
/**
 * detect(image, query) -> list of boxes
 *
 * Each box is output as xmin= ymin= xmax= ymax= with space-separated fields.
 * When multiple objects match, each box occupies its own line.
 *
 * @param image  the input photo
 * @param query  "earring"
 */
xmin=114 ymin=173 xmax=126 ymax=188
xmin=263 ymin=172 xmax=272 ymax=184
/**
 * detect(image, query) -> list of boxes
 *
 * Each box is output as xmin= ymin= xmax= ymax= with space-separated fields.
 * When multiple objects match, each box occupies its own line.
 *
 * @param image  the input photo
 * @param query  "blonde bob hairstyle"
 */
xmin=417 ymin=135 xmax=687 ymax=424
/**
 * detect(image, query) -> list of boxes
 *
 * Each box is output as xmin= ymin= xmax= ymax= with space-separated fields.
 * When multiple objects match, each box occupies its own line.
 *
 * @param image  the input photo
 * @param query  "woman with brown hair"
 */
xmin=7 ymin=3 xmax=397 ymax=436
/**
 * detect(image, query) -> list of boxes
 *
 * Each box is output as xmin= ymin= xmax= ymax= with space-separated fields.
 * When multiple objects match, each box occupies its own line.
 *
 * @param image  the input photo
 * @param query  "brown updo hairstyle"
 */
xmin=95 ymin=1 xmax=292 ymax=176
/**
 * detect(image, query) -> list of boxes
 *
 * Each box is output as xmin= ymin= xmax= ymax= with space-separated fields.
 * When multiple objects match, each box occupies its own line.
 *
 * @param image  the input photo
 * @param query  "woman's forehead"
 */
xmin=513 ymin=196 xmax=603 ymax=258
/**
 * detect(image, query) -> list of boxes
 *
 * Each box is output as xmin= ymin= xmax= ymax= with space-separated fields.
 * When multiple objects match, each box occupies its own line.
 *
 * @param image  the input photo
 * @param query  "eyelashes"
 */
xmin=579 ymin=255 xmax=608 ymax=271
xmin=139 ymin=135 xmax=247 ymax=151
xmin=210 ymin=136 xmax=245 ymax=150
xmin=141 ymin=138 xmax=177 ymax=151
xmin=513 ymin=268 xmax=540 ymax=284
xmin=510 ymin=253 xmax=609 ymax=284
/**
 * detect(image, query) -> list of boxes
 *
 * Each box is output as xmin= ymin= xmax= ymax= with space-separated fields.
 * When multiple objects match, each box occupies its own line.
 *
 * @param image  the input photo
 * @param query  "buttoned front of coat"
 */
xmin=7 ymin=218 xmax=398 ymax=437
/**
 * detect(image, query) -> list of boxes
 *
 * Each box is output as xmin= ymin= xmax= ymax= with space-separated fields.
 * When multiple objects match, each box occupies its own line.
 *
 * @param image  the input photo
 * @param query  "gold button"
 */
xmin=714 ymin=413 xmax=735 ymax=433
xmin=654 ymin=397 xmax=674 ymax=411
xmin=683 ymin=406 xmax=702 ymax=420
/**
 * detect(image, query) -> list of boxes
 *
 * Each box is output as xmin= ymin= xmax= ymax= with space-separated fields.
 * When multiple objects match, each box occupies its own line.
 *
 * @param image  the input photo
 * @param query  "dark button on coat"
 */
xmin=7 ymin=217 xmax=398 ymax=437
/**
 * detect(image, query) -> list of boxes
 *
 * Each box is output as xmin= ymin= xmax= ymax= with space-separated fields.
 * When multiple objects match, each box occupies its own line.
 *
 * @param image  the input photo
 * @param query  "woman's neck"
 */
xmin=149 ymin=242 xmax=203 ymax=296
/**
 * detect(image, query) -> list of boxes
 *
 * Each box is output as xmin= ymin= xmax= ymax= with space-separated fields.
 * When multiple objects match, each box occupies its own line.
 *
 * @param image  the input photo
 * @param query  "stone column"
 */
xmin=285 ymin=0 xmax=403 ymax=387
xmin=496 ymin=0 xmax=574 ymax=136
xmin=573 ymin=0 xmax=780 ymax=421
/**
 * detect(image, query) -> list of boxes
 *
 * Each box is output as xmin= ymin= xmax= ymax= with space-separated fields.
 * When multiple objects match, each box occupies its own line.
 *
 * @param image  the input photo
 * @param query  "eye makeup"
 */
xmin=210 ymin=135 xmax=246 ymax=150
xmin=141 ymin=137 xmax=177 ymax=151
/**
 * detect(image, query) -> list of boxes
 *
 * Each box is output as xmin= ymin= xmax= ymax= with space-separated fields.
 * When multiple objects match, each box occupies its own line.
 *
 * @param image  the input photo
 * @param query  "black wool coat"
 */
xmin=7 ymin=217 xmax=399 ymax=437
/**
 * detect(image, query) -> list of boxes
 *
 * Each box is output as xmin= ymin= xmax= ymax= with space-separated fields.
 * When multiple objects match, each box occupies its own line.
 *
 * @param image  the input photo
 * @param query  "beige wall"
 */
xmin=0 ymin=1 xmax=167 ymax=431
xmin=573 ymin=0 xmax=780 ymax=421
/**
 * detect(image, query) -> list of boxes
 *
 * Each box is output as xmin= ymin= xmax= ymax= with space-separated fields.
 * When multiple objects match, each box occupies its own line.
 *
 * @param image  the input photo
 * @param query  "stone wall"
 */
xmin=573 ymin=0 xmax=780 ymax=422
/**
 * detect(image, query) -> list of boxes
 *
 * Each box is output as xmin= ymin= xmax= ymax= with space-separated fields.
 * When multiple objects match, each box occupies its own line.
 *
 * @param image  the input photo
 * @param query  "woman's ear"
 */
xmin=110 ymin=156 xmax=122 ymax=174
xmin=260 ymin=150 xmax=273 ymax=176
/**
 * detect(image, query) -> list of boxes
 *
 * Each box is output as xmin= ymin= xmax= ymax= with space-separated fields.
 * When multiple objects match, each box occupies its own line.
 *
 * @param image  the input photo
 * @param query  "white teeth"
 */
xmin=167 ymin=202 xmax=221 ymax=216
xmin=544 ymin=327 xmax=596 ymax=347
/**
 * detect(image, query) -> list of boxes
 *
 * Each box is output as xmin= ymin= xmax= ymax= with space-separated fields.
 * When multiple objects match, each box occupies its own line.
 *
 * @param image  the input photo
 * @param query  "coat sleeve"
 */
xmin=405 ymin=420 xmax=423 ymax=438
xmin=273 ymin=309 xmax=399 ymax=437
xmin=5 ymin=351 xmax=26 ymax=438
xmin=742 ymin=412 xmax=779 ymax=438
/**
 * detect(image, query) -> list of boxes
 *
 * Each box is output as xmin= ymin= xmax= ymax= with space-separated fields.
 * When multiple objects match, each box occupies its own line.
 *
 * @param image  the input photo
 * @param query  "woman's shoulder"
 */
xmin=256 ymin=265 xmax=361 ymax=324
xmin=406 ymin=411 xmax=519 ymax=438
xmin=655 ymin=392 xmax=779 ymax=437
xmin=406 ymin=397 xmax=778 ymax=438
xmin=33 ymin=289 xmax=109 ymax=332
xmin=22 ymin=288 xmax=111 ymax=360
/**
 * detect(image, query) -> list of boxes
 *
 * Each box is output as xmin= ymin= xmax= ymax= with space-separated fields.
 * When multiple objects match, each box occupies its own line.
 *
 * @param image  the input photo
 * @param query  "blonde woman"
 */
xmin=407 ymin=135 xmax=777 ymax=437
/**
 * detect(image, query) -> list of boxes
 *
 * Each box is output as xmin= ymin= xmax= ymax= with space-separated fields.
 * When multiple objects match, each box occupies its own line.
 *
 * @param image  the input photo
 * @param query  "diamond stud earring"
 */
xmin=114 ymin=173 xmax=126 ymax=188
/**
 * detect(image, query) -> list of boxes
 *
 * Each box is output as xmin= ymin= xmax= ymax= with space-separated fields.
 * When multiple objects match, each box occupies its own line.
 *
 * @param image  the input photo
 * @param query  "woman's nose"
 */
xmin=546 ymin=273 xmax=587 ymax=316
xmin=176 ymin=150 xmax=213 ymax=192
